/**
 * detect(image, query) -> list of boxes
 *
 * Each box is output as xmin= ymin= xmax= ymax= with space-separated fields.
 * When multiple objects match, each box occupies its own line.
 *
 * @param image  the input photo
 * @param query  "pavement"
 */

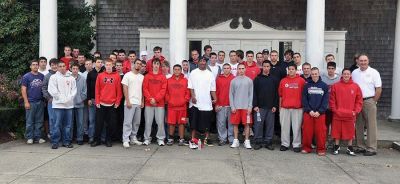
xmin=0 ymin=120 xmax=399 ymax=184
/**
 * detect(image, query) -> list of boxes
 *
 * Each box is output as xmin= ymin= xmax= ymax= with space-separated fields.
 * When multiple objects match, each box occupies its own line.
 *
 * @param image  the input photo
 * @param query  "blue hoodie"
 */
xmin=302 ymin=77 xmax=329 ymax=114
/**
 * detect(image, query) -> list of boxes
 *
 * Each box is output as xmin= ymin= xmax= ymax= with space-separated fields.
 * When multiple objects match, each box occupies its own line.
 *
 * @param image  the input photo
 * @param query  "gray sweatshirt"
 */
xmin=42 ymin=70 xmax=57 ymax=101
xmin=321 ymin=73 xmax=340 ymax=86
xmin=229 ymin=75 xmax=253 ymax=110
xmin=73 ymin=74 xmax=87 ymax=108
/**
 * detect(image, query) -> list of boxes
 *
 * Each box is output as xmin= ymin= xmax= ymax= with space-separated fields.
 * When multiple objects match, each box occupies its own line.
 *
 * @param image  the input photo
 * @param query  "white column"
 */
xmin=39 ymin=0 xmax=58 ymax=68
xmin=305 ymin=0 xmax=325 ymax=69
xmin=169 ymin=0 xmax=187 ymax=67
xmin=85 ymin=0 xmax=97 ymax=54
xmin=390 ymin=0 xmax=400 ymax=121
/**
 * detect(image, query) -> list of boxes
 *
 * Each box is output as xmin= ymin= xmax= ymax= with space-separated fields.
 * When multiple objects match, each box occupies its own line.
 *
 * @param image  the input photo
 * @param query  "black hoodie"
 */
xmin=253 ymin=73 xmax=279 ymax=109
xmin=86 ymin=66 xmax=104 ymax=100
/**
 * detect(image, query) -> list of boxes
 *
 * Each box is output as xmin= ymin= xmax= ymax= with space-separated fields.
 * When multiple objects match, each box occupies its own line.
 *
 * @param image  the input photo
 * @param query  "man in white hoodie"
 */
xmin=48 ymin=62 xmax=77 ymax=149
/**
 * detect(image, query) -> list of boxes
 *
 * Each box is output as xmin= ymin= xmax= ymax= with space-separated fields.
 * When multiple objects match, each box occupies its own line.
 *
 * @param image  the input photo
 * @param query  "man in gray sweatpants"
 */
xmin=122 ymin=59 xmax=144 ymax=148
xmin=253 ymin=61 xmax=279 ymax=150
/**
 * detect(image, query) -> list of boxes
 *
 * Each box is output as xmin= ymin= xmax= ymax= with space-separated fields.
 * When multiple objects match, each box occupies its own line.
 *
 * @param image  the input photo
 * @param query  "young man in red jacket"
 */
xmin=244 ymin=50 xmax=261 ymax=80
xmin=329 ymin=68 xmax=363 ymax=156
xmin=215 ymin=63 xmax=235 ymax=146
xmin=278 ymin=63 xmax=306 ymax=152
xmin=91 ymin=60 xmax=122 ymax=147
xmin=122 ymin=50 xmax=137 ymax=74
xmin=165 ymin=64 xmax=190 ymax=146
xmin=143 ymin=58 xmax=167 ymax=146
xmin=146 ymin=46 xmax=166 ymax=74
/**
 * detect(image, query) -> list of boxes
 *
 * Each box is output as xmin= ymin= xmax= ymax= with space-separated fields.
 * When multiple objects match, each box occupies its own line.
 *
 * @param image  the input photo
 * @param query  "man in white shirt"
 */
xmin=38 ymin=57 xmax=49 ymax=76
xmin=188 ymin=58 xmax=217 ymax=147
xmin=208 ymin=52 xmax=221 ymax=78
xmin=228 ymin=50 xmax=239 ymax=76
xmin=351 ymin=54 xmax=382 ymax=156
xmin=216 ymin=51 xmax=226 ymax=68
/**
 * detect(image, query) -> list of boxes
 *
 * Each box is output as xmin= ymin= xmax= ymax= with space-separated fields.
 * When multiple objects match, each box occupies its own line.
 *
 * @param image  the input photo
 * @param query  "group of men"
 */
xmin=21 ymin=45 xmax=382 ymax=156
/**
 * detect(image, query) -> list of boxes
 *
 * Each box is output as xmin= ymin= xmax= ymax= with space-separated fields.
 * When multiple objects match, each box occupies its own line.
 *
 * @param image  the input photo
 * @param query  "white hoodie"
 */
xmin=48 ymin=71 xmax=77 ymax=109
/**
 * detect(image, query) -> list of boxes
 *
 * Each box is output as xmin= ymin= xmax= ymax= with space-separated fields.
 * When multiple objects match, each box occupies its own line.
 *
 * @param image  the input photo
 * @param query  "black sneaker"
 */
xmin=106 ymin=141 xmax=112 ymax=147
xmin=218 ymin=140 xmax=226 ymax=146
xmin=333 ymin=145 xmax=340 ymax=155
xmin=354 ymin=147 xmax=366 ymax=153
xmin=77 ymin=141 xmax=83 ymax=145
xmin=51 ymin=144 xmax=58 ymax=149
xmin=280 ymin=145 xmax=289 ymax=151
xmin=363 ymin=151 xmax=377 ymax=156
xmin=293 ymin=147 xmax=301 ymax=153
xmin=204 ymin=138 xmax=214 ymax=147
xmin=63 ymin=144 xmax=73 ymax=148
xmin=253 ymin=143 xmax=262 ymax=150
xmin=90 ymin=141 xmax=101 ymax=147
xmin=346 ymin=146 xmax=356 ymax=156
xmin=265 ymin=144 xmax=274 ymax=150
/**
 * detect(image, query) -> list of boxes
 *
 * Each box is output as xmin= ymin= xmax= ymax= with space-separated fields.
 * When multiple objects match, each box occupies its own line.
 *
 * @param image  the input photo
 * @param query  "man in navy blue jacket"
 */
xmin=301 ymin=67 xmax=329 ymax=156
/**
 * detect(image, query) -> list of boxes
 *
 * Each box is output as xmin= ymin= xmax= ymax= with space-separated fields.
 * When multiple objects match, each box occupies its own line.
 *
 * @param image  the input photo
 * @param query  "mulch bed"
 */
xmin=0 ymin=132 xmax=16 ymax=144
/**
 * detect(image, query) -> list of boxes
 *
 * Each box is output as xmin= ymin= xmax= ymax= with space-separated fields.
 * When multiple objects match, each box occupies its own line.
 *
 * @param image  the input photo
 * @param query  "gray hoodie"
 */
xmin=73 ymin=74 xmax=87 ymax=108
xmin=42 ymin=70 xmax=57 ymax=101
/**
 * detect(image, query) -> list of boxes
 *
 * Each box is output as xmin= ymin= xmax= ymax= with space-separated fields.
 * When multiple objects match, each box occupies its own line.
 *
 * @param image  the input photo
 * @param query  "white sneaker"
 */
xmin=230 ymin=139 xmax=239 ymax=148
xmin=123 ymin=142 xmax=130 ymax=148
xmin=244 ymin=140 xmax=252 ymax=149
xmin=142 ymin=140 xmax=150 ymax=146
xmin=27 ymin=139 xmax=33 ymax=144
xmin=157 ymin=140 xmax=165 ymax=146
xmin=38 ymin=139 xmax=46 ymax=144
xmin=130 ymin=138 xmax=143 ymax=145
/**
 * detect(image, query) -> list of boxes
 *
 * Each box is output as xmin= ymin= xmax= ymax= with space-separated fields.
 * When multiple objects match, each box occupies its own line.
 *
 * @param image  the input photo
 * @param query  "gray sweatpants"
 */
xmin=122 ymin=105 xmax=141 ymax=143
xmin=280 ymin=108 xmax=303 ymax=148
xmin=216 ymin=106 xmax=234 ymax=142
xmin=253 ymin=108 xmax=275 ymax=144
xmin=144 ymin=106 xmax=165 ymax=141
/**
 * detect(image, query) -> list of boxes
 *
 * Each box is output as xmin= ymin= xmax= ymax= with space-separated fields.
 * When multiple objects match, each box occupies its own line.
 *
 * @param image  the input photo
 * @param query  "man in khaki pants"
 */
xmin=351 ymin=54 xmax=382 ymax=156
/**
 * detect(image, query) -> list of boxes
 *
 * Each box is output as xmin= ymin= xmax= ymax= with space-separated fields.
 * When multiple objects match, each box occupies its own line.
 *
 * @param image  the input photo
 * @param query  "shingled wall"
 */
xmin=71 ymin=0 xmax=397 ymax=118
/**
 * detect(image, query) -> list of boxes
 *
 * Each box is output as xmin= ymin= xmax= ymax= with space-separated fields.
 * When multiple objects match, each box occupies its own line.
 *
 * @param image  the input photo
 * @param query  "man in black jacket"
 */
xmin=253 ymin=61 xmax=279 ymax=150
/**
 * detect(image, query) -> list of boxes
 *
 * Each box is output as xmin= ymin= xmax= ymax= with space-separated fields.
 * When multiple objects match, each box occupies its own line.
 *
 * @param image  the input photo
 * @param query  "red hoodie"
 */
xmin=329 ymin=78 xmax=363 ymax=121
xmin=279 ymin=75 xmax=305 ymax=109
xmin=143 ymin=72 xmax=167 ymax=107
xmin=60 ymin=57 xmax=72 ymax=71
xmin=244 ymin=61 xmax=261 ymax=80
xmin=146 ymin=56 xmax=166 ymax=75
xmin=95 ymin=71 xmax=122 ymax=106
xmin=166 ymin=74 xmax=190 ymax=110
xmin=216 ymin=73 xmax=235 ymax=106
xmin=122 ymin=59 xmax=132 ymax=74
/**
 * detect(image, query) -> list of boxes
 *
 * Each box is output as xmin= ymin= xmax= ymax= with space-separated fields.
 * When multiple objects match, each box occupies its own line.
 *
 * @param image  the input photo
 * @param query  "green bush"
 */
xmin=0 ymin=107 xmax=25 ymax=137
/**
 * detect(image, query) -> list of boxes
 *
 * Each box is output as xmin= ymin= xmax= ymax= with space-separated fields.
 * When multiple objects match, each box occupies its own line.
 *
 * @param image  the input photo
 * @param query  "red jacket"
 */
xmin=279 ymin=75 xmax=305 ymax=109
xmin=216 ymin=73 xmax=235 ymax=106
xmin=143 ymin=72 xmax=167 ymax=107
xmin=60 ymin=57 xmax=72 ymax=71
xmin=146 ymin=56 xmax=166 ymax=75
xmin=244 ymin=61 xmax=261 ymax=80
xmin=95 ymin=71 xmax=122 ymax=106
xmin=166 ymin=74 xmax=190 ymax=110
xmin=122 ymin=59 xmax=132 ymax=74
xmin=329 ymin=78 xmax=363 ymax=121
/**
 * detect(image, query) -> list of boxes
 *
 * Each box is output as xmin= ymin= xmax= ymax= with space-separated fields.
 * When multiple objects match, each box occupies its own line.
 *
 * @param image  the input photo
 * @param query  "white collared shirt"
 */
xmin=352 ymin=66 xmax=382 ymax=98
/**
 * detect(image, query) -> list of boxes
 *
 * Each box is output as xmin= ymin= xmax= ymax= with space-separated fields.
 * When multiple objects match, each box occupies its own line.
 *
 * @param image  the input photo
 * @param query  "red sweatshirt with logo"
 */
xmin=95 ymin=71 xmax=122 ymax=106
xmin=143 ymin=72 xmax=167 ymax=107
xmin=278 ymin=75 xmax=305 ymax=109
xmin=146 ymin=56 xmax=166 ymax=75
xmin=216 ymin=73 xmax=235 ymax=106
xmin=244 ymin=61 xmax=261 ymax=80
xmin=329 ymin=78 xmax=363 ymax=121
xmin=166 ymin=74 xmax=190 ymax=110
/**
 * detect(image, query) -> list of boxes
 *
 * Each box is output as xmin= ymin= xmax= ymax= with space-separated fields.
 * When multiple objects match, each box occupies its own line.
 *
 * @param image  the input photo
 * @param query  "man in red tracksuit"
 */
xmin=301 ymin=67 xmax=329 ymax=156
xmin=122 ymin=50 xmax=137 ymax=74
xmin=143 ymin=58 xmax=167 ymax=146
xmin=244 ymin=50 xmax=261 ymax=80
xmin=165 ymin=64 xmax=190 ymax=146
xmin=91 ymin=59 xmax=122 ymax=147
xmin=146 ymin=46 xmax=166 ymax=74
xmin=329 ymin=68 xmax=363 ymax=156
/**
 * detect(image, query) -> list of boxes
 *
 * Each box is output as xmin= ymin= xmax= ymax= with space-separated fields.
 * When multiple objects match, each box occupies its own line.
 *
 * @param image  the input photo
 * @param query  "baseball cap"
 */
xmin=140 ymin=51 xmax=148 ymax=56
xmin=262 ymin=49 xmax=269 ymax=54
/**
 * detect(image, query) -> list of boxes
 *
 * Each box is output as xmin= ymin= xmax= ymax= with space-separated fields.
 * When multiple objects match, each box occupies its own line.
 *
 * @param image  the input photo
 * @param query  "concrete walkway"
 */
xmin=0 ymin=139 xmax=399 ymax=184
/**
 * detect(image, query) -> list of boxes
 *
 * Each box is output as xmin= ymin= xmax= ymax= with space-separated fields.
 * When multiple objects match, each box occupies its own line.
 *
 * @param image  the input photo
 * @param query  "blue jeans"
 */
xmin=88 ymin=101 xmax=105 ymax=142
xmin=25 ymin=101 xmax=44 ymax=140
xmin=47 ymin=102 xmax=56 ymax=137
xmin=72 ymin=107 xmax=84 ymax=142
xmin=52 ymin=108 xmax=72 ymax=145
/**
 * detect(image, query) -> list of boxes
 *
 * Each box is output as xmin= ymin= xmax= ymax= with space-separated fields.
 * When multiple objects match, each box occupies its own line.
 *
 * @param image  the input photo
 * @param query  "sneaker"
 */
xmin=293 ymin=147 xmax=301 ymax=153
xmin=38 ymin=138 xmax=46 ymax=144
xmin=354 ymin=147 xmax=366 ymax=154
xmin=130 ymin=138 xmax=143 ymax=145
xmin=253 ymin=143 xmax=262 ymax=150
xmin=280 ymin=145 xmax=288 ymax=151
xmin=346 ymin=147 xmax=356 ymax=156
xmin=167 ymin=139 xmax=174 ymax=146
xmin=123 ymin=142 xmax=130 ymax=148
xmin=311 ymin=144 xmax=316 ymax=149
xmin=105 ymin=141 xmax=112 ymax=147
xmin=63 ymin=144 xmax=73 ymax=148
xmin=363 ymin=150 xmax=377 ymax=156
xmin=189 ymin=140 xmax=198 ymax=149
xmin=157 ymin=140 xmax=165 ymax=146
xmin=178 ymin=139 xmax=186 ymax=146
xmin=77 ymin=141 xmax=83 ymax=145
xmin=204 ymin=138 xmax=214 ymax=147
xmin=90 ymin=141 xmax=101 ymax=147
xmin=142 ymin=140 xmax=150 ymax=146
xmin=265 ymin=143 xmax=274 ymax=150
xmin=333 ymin=145 xmax=340 ymax=155
xmin=218 ymin=140 xmax=226 ymax=146
xmin=51 ymin=144 xmax=58 ymax=149
xmin=27 ymin=139 xmax=33 ymax=144
xmin=244 ymin=140 xmax=252 ymax=149
xmin=230 ymin=139 xmax=239 ymax=148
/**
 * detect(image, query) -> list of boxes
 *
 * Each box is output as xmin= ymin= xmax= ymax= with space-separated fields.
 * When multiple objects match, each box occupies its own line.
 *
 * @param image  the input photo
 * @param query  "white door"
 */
xmin=241 ymin=40 xmax=272 ymax=60
xmin=209 ymin=40 xmax=241 ymax=63
xmin=146 ymin=39 xmax=170 ymax=60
